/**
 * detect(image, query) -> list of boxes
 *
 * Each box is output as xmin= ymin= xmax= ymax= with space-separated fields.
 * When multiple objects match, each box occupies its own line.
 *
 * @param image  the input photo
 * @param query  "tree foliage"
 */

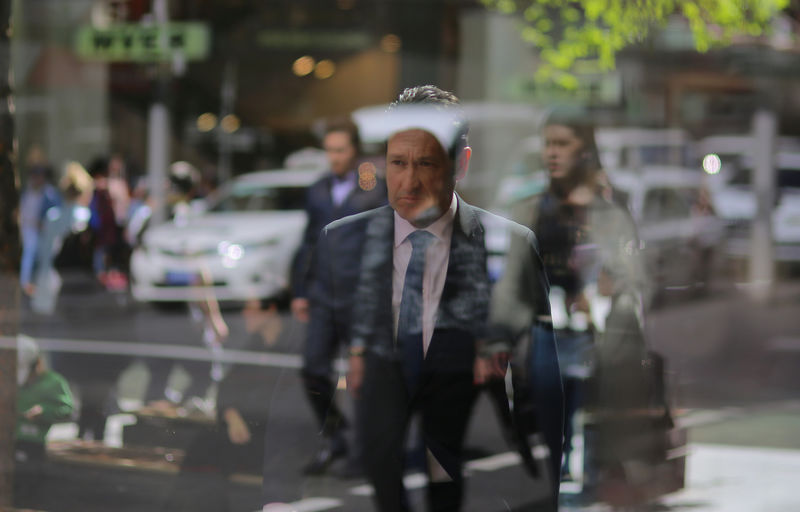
xmin=481 ymin=0 xmax=791 ymax=88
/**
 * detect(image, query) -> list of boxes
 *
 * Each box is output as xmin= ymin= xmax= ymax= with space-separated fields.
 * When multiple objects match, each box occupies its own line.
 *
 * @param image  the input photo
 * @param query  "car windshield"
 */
xmin=778 ymin=169 xmax=800 ymax=188
xmin=730 ymin=168 xmax=800 ymax=188
xmin=630 ymin=145 xmax=693 ymax=167
xmin=209 ymin=184 xmax=308 ymax=212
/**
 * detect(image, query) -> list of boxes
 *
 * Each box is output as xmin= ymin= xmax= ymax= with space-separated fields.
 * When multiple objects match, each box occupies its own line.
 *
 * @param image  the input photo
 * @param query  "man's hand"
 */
xmin=346 ymin=354 xmax=364 ymax=398
xmin=473 ymin=357 xmax=492 ymax=385
xmin=224 ymin=408 xmax=251 ymax=445
xmin=473 ymin=352 xmax=510 ymax=385
xmin=488 ymin=351 xmax=510 ymax=378
xmin=291 ymin=297 xmax=310 ymax=323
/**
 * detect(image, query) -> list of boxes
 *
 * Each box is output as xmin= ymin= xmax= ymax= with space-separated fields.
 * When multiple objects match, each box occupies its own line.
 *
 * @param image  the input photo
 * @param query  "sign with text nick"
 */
xmin=75 ymin=23 xmax=210 ymax=62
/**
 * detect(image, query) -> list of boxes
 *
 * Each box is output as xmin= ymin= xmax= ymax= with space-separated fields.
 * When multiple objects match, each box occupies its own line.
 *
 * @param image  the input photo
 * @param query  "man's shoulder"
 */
xmin=39 ymin=369 xmax=71 ymax=389
xmin=324 ymin=205 xmax=391 ymax=233
xmin=480 ymin=207 xmax=529 ymax=231
xmin=459 ymin=201 xmax=537 ymax=247
xmin=351 ymin=176 xmax=388 ymax=204
xmin=499 ymin=191 xmax=545 ymax=226
xmin=309 ymin=173 xmax=333 ymax=191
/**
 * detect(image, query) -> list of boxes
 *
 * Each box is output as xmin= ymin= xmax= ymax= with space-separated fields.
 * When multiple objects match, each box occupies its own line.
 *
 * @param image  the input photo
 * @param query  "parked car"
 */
xmin=699 ymin=135 xmax=800 ymax=263
xmin=608 ymin=167 xmax=726 ymax=298
xmin=488 ymin=166 xmax=726 ymax=306
xmin=130 ymin=168 xmax=325 ymax=303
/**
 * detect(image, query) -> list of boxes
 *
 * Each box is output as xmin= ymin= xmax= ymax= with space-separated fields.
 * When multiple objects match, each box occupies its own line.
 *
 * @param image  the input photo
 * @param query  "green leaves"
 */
xmin=482 ymin=0 xmax=790 ymax=89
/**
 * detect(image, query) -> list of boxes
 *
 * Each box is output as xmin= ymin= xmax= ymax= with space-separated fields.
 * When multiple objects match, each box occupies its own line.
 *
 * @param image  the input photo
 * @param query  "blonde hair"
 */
xmin=59 ymin=161 xmax=94 ymax=200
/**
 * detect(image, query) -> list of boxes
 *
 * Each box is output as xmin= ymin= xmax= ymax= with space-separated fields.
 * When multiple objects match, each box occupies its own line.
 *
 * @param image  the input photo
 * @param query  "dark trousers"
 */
xmin=302 ymin=329 xmax=347 ymax=437
xmin=562 ymin=376 xmax=582 ymax=468
xmin=357 ymin=353 xmax=477 ymax=512
xmin=301 ymin=372 xmax=347 ymax=436
xmin=76 ymin=380 xmax=117 ymax=440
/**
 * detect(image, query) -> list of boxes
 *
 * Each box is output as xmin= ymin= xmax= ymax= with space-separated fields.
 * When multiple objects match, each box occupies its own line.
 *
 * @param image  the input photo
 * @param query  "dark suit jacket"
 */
xmin=309 ymin=196 xmax=493 ymax=361
xmin=291 ymin=171 xmax=387 ymax=298
xmin=307 ymin=196 xmax=563 ymax=493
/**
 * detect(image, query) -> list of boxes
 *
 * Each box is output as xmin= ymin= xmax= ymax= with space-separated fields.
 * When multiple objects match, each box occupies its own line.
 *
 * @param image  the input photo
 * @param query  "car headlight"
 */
xmin=218 ymin=241 xmax=244 ymax=259
xmin=217 ymin=241 xmax=243 ymax=268
xmin=217 ymin=239 xmax=280 ymax=268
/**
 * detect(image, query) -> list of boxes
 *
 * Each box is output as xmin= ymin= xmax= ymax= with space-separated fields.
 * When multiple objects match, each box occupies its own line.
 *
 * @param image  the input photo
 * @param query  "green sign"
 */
xmin=256 ymin=30 xmax=371 ymax=51
xmin=75 ymin=23 xmax=210 ymax=62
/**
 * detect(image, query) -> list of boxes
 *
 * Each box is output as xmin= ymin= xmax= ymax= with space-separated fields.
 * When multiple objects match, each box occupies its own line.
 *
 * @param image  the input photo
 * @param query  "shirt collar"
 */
xmin=331 ymin=169 xmax=356 ymax=184
xmin=394 ymin=194 xmax=457 ymax=248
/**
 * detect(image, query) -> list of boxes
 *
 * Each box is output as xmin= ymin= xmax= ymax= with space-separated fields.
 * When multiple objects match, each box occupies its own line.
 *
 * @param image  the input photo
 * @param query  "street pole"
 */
xmin=147 ymin=100 xmax=169 ymax=225
xmin=146 ymin=0 xmax=170 ymax=225
xmin=749 ymin=109 xmax=777 ymax=301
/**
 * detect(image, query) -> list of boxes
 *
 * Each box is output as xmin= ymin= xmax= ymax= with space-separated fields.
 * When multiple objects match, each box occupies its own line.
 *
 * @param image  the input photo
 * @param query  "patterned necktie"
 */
xmin=398 ymin=230 xmax=435 ymax=394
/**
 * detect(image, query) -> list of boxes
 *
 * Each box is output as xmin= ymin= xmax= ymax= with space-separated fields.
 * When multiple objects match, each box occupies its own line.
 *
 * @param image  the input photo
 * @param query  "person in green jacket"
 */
xmin=14 ymin=335 xmax=74 ymax=509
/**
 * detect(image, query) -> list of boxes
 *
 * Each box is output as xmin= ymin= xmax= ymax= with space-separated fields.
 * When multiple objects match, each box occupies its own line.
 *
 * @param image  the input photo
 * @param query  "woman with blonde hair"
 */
xmin=31 ymin=161 xmax=94 ymax=314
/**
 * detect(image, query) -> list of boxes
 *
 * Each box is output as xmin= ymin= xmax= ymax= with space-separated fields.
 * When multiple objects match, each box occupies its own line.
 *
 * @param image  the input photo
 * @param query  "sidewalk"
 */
xmin=660 ymin=443 xmax=800 ymax=512
xmin=560 ymin=400 xmax=800 ymax=511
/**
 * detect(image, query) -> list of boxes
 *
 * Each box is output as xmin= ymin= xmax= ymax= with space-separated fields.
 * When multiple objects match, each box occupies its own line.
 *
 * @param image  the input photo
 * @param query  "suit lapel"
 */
xmin=351 ymin=207 xmax=395 ymax=353
xmin=435 ymin=197 xmax=490 ymax=337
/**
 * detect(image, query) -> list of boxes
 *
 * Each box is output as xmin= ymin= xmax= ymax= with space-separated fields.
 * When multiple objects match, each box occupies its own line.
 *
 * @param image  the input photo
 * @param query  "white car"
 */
xmin=130 ymin=168 xmax=324 ymax=303
xmin=489 ymin=167 xmax=726 ymax=303
xmin=608 ymin=167 xmax=726 ymax=297
xmin=716 ymin=152 xmax=800 ymax=262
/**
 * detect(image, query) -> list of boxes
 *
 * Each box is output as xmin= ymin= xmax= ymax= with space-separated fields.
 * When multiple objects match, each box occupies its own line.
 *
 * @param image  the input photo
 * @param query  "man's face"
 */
xmin=323 ymin=130 xmax=357 ymax=177
xmin=543 ymin=124 xmax=585 ymax=180
xmin=29 ymin=172 xmax=46 ymax=189
xmin=386 ymin=129 xmax=455 ymax=227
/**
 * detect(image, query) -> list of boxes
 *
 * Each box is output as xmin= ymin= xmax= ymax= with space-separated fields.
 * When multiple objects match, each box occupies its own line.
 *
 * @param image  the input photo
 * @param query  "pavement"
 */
xmin=553 ymin=276 xmax=800 ymax=511
xmin=17 ymin=273 xmax=800 ymax=511
xmin=554 ymin=399 xmax=800 ymax=511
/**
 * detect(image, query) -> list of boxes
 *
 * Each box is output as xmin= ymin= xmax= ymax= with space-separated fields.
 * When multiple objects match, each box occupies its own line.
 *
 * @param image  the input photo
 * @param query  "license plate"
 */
xmin=164 ymin=270 xmax=199 ymax=286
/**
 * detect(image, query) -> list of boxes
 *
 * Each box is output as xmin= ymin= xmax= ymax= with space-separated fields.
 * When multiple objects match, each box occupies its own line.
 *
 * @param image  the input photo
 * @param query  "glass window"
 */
xmin=5 ymin=2 xmax=800 ymax=511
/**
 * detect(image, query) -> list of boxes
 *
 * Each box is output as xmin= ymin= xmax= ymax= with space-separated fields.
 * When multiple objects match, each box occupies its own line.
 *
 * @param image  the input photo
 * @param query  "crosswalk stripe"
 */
xmin=465 ymin=446 xmax=550 ymax=472
xmin=466 ymin=451 xmax=522 ymax=471
xmin=262 ymin=497 xmax=343 ymax=512
xmin=1 ymin=334 xmax=307 ymax=368
xmin=350 ymin=447 xmax=552 ymax=497
xmin=349 ymin=472 xmax=428 ymax=496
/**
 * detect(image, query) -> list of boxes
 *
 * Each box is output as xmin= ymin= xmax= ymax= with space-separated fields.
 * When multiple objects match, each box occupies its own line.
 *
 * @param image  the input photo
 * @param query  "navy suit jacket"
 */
xmin=291 ymin=171 xmax=387 ymax=298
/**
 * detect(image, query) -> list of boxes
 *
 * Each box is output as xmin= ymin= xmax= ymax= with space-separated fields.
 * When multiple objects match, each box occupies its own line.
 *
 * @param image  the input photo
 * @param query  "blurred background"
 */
xmin=2 ymin=1 xmax=800 ymax=511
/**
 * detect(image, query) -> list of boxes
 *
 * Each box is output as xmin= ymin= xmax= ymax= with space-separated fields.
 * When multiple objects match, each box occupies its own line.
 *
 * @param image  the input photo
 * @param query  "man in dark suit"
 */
xmin=291 ymin=117 xmax=387 ymax=475
xmin=308 ymin=86 xmax=563 ymax=511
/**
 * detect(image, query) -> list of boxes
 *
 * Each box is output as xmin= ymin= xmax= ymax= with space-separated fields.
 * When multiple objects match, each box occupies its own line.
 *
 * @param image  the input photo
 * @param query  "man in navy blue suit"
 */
xmin=308 ymin=86 xmax=563 ymax=510
xmin=292 ymin=117 xmax=387 ymax=475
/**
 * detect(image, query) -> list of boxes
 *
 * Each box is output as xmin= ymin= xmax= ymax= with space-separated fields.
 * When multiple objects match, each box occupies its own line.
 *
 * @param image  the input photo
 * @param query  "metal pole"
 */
xmin=147 ymin=101 xmax=169 ymax=225
xmin=146 ymin=0 xmax=170 ymax=225
xmin=749 ymin=109 xmax=777 ymax=301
